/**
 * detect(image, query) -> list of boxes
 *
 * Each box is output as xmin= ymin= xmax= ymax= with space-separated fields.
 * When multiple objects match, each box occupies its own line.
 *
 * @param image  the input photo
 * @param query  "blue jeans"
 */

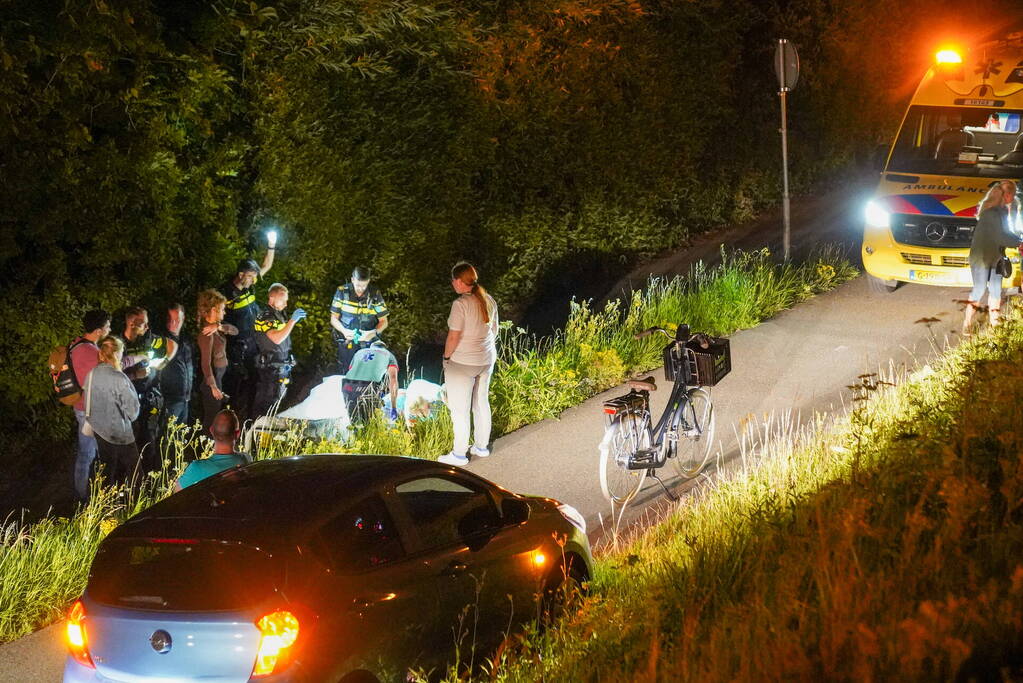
xmin=162 ymin=398 xmax=189 ymax=430
xmin=73 ymin=409 xmax=97 ymax=501
xmin=969 ymin=262 xmax=1004 ymax=304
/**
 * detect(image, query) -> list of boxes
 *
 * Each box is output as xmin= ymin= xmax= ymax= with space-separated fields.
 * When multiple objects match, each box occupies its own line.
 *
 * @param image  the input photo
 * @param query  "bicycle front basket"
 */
xmin=685 ymin=337 xmax=731 ymax=387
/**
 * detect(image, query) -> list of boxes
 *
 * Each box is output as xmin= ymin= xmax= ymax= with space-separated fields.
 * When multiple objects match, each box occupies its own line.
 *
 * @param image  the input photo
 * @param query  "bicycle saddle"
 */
xmin=627 ymin=375 xmax=658 ymax=392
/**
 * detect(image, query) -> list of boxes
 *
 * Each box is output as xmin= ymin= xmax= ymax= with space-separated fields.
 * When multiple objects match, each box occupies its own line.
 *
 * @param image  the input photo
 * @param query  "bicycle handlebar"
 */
xmin=633 ymin=326 xmax=662 ymax=340
xmin=635 ymin=325 xmax=693 ymax=342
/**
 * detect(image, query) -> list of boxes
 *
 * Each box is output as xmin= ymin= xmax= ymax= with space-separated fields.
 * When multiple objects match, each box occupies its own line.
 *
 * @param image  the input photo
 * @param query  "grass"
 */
xmin=0 ymin=245 xmax=856 ymax=644
xmin=476 ymin=308 xmax=1023 ymax=681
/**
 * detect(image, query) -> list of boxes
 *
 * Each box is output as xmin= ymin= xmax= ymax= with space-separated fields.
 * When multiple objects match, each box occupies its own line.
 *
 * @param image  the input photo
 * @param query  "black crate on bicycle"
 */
xmin=663 ymin=337 xmax=731 ymax=386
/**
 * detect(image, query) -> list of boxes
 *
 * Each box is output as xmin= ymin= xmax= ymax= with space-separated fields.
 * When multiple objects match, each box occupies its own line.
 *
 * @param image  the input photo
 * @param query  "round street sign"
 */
xmin=775 ymin=39 xmax=800 ymax=92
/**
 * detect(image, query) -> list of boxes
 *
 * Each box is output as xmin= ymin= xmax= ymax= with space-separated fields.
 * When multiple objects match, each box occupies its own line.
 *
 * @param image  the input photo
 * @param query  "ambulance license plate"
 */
xmin=909 ymin=270 xmax=957 ymax=283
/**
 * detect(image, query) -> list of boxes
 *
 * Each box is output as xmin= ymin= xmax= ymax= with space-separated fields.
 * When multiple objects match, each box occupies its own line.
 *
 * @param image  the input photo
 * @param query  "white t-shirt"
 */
xmin=448 ymin=293 xmax=498 ymax=366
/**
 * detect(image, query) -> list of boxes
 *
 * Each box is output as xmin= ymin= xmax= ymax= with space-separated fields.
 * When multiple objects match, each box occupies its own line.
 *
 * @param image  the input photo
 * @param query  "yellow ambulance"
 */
xmin=862 ymin=32 xmax=1023 ymax=293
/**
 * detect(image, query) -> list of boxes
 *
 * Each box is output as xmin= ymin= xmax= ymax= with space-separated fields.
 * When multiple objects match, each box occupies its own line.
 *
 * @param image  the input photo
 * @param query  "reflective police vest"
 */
xmin=254 ymin=306 xmax=292 ymax=364
xmin=330 ymin=283 xmax=388 ymax=332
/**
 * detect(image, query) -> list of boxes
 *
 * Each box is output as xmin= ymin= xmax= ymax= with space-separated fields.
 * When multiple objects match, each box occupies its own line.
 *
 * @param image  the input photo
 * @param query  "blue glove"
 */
xmin=386 ymin=406 xmax=399 ymax=421
xmin=290 ymin=308 xmax=307 ymax=323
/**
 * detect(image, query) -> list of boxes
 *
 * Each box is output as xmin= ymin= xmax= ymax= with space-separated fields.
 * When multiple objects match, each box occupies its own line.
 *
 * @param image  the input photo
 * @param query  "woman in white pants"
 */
xmin=439 ymin=262 xmax=498 ymax=466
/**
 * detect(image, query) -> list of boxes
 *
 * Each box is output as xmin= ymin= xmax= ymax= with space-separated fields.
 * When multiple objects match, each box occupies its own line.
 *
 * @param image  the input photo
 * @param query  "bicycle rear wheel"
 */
xmin=599 ymin=412 xmax=650 ymax=505
xmin=670 ymin=388 xmax=715 ymax=480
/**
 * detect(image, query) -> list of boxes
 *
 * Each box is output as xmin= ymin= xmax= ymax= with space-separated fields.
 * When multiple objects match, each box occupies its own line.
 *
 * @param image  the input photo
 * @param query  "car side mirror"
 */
xmin=501 ymin=498 xmax=530 ymax=526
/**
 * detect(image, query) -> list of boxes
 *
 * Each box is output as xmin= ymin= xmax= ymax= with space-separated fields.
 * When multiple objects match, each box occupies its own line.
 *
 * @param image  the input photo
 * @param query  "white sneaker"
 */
xmin=469 ymin=445 xmax=491 ymax=458
xmin=438 ymin=452 xmax=469 ymax=467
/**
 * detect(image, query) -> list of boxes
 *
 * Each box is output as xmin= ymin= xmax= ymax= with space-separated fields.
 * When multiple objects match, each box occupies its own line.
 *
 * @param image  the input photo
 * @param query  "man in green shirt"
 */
xmin=174 ymin=409 xmax=250 ymax=490
xmin=342 ymin=341 xmax=399 ymax=423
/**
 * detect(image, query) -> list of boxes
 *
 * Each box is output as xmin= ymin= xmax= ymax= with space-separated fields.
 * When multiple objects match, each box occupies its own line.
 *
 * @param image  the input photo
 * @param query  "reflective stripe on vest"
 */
xmin=229 ymin=292 xmax=256 ymax=310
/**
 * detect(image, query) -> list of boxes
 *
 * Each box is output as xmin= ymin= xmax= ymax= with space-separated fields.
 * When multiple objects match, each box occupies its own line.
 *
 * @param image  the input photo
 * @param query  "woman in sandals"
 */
xmin=963 ymin=180 xmax=1021 ymax=334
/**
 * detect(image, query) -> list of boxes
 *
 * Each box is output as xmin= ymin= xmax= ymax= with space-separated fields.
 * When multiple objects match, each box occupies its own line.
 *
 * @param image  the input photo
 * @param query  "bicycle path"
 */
xmin=470 ymin=274 xmax=964 ymax=538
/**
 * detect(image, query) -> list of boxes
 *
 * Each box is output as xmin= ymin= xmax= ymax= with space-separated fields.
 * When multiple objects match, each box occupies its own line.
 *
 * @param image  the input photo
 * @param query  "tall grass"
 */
xmin=492 ymin=246 xmax=856 ymax=433
xmin=0 ymin=246 xmax=856 ymax=644
xmin=481 ymin=310 xmax=1023 ymax=681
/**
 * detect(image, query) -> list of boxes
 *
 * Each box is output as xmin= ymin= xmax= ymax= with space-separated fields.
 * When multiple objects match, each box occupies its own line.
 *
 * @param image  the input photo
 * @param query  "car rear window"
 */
xmin=88 ymin=539 xmax=281 ymax=611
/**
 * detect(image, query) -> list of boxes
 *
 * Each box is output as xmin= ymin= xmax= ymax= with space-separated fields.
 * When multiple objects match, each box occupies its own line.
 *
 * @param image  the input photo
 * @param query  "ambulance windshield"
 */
xmin=888 ymin=105 xmax=1023 ymax=178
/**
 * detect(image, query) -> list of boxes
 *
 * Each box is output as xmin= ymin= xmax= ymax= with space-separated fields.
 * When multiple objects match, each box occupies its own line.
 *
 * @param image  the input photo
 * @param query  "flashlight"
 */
xmin=266 ymin=229 xmax=278 ymax=249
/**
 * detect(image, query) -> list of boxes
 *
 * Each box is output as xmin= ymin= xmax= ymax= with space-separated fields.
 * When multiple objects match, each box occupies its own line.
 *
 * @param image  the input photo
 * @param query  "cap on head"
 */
xmin=238 ymin=259 xmax=261 ymax=276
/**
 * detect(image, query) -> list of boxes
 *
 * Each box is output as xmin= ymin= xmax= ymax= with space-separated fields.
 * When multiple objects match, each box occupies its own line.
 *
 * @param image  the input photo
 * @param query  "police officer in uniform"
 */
xmin=121 ymin=306 xmax=177 ymax=469
xmin=219 ymin=244 xmax=275 ymax=421
xmin=252 ymin=283 xmax=305 ymax=418
xmin=330 ymin=266 xmax=389 ymax=373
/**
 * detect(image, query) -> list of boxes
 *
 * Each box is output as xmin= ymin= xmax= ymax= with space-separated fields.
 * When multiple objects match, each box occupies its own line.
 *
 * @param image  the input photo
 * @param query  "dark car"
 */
xmin=63 ymin=455 xmax=592 ymax=683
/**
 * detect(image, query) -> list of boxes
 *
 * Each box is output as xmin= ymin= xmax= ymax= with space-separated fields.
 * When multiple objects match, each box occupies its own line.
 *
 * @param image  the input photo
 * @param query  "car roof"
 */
xmin=110 ymin=454 xmax=473 ymax=547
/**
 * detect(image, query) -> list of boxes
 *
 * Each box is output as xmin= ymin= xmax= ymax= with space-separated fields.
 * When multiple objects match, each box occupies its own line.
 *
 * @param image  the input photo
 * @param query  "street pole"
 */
xmin=778 ymin=39 xmax=791 ymax=261
xmin=780 ymin=86 xmax=791 ymax=261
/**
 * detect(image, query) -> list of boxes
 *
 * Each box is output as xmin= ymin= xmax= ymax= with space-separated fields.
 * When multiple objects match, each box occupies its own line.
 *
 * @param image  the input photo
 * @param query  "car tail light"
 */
xmin=66 ymin=600 xmax=95 ymax=669
xmin=251 ymin=609 xmax=300 ymax=677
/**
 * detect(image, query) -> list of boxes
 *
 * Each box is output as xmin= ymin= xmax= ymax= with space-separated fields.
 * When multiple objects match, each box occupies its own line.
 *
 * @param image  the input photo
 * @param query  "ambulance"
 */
xmin=862 ymin=31 xmax=1023 ymax=293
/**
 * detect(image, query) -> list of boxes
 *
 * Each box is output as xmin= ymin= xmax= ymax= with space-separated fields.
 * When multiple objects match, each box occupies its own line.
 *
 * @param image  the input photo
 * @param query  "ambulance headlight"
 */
xmin=865 ymin=201 xmax=890 ymax=229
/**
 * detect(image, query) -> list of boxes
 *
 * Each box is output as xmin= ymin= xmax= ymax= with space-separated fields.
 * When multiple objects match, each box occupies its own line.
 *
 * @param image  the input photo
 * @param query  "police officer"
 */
xmin=330 ymin=266 xmax=389 ymax=373
xmin=219 ymin=243 xmax=275 ymax=421
xmin=121 ymin=306 xmax=177 ymax=468
xmin=252 ymin=283 xmax=306 ymax=418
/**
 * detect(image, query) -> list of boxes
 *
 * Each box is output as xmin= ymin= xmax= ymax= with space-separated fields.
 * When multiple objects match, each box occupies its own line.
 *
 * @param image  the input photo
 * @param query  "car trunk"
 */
xmin=83 ymin=537 xmax=283 ymax=681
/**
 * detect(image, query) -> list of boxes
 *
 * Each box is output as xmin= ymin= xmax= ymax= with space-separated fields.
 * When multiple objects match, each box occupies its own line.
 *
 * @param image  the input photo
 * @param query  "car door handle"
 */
xmin=440 ymin=561 xmax=469 ymax=576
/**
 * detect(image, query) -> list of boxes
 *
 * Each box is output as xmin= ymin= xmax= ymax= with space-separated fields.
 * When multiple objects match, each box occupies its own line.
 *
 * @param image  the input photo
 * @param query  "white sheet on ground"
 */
xmin=279 ymin=374 xmax=348 ymax=421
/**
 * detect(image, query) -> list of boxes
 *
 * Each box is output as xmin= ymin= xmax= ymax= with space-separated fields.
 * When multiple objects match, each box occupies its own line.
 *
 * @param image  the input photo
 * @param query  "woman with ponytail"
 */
xmin=962 ymin=180 xmax=1021 ymax=334
xmin=439 ymin=262 xmax=499 ymax=466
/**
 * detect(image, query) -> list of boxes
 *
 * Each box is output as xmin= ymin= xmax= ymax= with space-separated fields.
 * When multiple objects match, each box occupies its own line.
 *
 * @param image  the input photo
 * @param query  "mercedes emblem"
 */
xmin=150 ymin=629 xmax=172 ymax=654
xmin=924 ymin=222 xmax=947 ymax=243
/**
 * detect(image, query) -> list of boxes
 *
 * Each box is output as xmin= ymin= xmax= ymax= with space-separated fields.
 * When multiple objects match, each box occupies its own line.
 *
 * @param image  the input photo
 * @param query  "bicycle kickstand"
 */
xmin=648 ymin=469 xmax=678 ymax=502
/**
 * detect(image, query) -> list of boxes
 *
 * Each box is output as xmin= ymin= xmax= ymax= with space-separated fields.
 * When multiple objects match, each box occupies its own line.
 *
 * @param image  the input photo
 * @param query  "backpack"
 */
xmin=49 ymin=338 xmax=88 ymax=406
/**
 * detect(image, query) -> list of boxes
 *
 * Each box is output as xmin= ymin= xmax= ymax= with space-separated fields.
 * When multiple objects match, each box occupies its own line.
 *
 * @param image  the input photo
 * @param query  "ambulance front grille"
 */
xmin=891 ymin=214 xmax=974 ymax=248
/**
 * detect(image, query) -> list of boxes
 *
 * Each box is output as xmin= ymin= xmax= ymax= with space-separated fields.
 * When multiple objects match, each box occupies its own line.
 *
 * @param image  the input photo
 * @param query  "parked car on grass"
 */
xmin=63 ymin=454 xmax=591 ymax=683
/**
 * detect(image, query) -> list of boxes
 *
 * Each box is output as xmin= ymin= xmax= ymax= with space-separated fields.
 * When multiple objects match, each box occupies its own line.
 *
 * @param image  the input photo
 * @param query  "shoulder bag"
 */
xmin=995 ymin=256 xmax=1013 ymax=279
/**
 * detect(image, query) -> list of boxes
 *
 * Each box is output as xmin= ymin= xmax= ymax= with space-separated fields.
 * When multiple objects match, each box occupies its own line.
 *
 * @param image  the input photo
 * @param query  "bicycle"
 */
xmin=598 ymin=323 xmax=729 ymax=506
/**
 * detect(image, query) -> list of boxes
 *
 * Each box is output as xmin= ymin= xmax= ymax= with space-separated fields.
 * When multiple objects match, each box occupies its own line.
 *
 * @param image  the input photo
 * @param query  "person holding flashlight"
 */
xmin=218 ymin=230 xmax=276 ymax=421
xmin=121 ymin=306 xmax=177 ymax=468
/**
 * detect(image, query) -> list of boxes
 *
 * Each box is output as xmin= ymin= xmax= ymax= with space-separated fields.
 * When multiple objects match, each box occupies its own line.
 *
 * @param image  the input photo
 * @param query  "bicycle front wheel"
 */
xmin=599 ymin=412 xmax=650 ymax=505
xmin=671 ymin=388 xmax=715 ymax=480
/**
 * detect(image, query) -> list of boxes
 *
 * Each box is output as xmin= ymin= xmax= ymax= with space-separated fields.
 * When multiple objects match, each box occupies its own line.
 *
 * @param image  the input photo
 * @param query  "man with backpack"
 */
xmin=66 ymin=309 xmax=111 ymax=502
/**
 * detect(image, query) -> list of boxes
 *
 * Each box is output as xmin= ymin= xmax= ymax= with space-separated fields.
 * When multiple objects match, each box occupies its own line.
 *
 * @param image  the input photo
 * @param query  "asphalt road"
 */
xmin=0 ymin=173 xmax=977 ymax=681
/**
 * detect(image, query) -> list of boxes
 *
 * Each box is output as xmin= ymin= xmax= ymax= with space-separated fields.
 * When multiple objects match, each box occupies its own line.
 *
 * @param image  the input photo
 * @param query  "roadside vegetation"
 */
xmin=478 ymin=309 xmax=1023 ymax=681
xmin=0 ymin=246 xmax=855 ymax=644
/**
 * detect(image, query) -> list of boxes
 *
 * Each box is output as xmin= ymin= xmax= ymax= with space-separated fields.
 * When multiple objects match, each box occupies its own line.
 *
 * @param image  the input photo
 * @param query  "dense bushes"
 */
xmin=0 ymin=1 xmax=1009 ymax=463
